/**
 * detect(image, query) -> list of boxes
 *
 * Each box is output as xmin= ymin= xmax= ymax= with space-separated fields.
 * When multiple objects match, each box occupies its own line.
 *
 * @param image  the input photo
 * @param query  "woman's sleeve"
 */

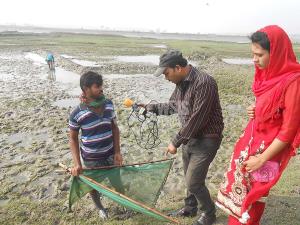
xmin=277 ymin=79 xmax=300 ymax=143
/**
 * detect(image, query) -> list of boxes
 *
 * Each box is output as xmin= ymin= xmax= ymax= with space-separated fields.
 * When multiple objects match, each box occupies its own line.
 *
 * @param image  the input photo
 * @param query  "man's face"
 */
xmin=163 ymin=66 xmax=182 ymax=84
xmin=85 ymin=84 xmax=103 ymax=99
xmin=251 ymin=43 xmax=270 ymax=69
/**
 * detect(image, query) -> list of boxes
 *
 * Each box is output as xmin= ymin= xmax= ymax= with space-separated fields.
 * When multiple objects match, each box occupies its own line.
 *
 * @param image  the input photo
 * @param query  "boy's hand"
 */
xmin=70 ymin=165 xmax=83 ymax=176
xmin=114 ymin=153 xmax=123 ymax=166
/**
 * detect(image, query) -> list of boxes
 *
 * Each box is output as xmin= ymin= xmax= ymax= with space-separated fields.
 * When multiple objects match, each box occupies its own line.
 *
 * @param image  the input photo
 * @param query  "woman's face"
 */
xmin=251 ymin=42 xmax=270 ymax=69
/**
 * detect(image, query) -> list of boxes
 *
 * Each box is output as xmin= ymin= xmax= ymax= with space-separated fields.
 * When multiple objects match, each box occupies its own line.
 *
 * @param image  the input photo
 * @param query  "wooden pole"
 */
xmin=58 ymin=163 xmax=179 ymax=224
xmin=82 ymin=157 xmax=175 ymax=170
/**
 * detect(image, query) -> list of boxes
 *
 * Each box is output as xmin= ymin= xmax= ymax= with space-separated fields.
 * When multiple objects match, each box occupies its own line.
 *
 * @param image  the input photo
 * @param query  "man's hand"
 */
xmin=166 ymin=143 xmax=177 ymax=155
xmin=70 ymin=165 xmax=83 ymax=176
xmin=247 ymin=104 xmax=256 ymax=119
xmin=243 ymin=154 xmax=265 ymax=173
xmin=114 ymin=153 xmax=123 ymax=166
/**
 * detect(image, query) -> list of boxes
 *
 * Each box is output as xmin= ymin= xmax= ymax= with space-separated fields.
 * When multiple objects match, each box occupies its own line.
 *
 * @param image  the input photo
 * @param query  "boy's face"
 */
xmin=85 ymin=84 xmax=103 ymax=99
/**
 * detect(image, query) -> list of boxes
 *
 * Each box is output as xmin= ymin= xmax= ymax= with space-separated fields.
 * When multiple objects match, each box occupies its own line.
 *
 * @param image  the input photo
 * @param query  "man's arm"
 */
xmin=112 ymin=118 xmax=122 ymax=165
xmin=146 ymin=90 xmax=177 ymax=116
xmin=69 ymin=129 xmax=82 ymax=176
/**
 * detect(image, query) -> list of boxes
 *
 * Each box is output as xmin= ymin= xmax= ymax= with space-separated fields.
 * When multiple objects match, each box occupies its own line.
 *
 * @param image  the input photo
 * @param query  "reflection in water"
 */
xmin=47 ymin=69 xmax=56 ymax=81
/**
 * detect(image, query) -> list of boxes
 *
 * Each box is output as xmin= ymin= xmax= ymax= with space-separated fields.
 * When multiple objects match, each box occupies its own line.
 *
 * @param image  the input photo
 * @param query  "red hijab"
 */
xmin=252 ymin=25 xmax=300 ymax=148
xmin=252 ymin=25 xmax=300 ymax=97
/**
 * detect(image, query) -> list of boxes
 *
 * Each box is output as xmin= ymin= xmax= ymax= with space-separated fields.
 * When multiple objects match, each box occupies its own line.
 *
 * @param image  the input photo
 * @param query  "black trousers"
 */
xmin=182 ymin=137 xmax=221 ymax=216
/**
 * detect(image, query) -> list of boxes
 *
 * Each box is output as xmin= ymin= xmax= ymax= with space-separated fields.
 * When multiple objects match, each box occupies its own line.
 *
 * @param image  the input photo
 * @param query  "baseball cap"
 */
xmin=153 ymin=50 xmax=185 ymax=77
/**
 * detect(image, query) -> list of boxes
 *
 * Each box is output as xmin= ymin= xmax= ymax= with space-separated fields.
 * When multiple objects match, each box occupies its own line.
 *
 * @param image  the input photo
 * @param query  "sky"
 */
xmin=1 ymin=0 xmax=299 ymax=35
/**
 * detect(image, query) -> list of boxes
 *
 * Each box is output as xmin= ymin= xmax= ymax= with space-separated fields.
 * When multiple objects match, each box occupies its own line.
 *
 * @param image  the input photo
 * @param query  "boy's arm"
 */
xmin=112 ymin=118 xmax=122 ymax=166
xmin=69 ymin=129 xmax=82 ymax=176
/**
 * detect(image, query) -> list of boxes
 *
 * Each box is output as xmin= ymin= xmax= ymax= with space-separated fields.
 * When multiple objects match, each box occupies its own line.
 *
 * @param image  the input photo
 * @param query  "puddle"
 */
xmin=0 ymin=199 xmax=10 ymax=207
xmin=0 ymin=43 xmax=19 ymax=46
xmin=52 ymin=98 xmax=79 ymax=108
xmin=52 ymin=68 xmax=80 ymax=84
xmin=26 ymin=52 xmax=81 ymax=93
xmin=61 ymin=54 xmax=101 ymax=67
xmin=71 ymin=59 xmax=101 ymax=67
xmin=40 ymin=68 xmax=80 ymax=86
xmin=114 ymin=54 xmax=199 ymax=66
xmin=61 ymin=54 xmax=75 ymax=59
xmin=149 ymin=44 xmax=167 ymax=49
xmin=103 ymin=74 xmax=152 ymax=79
xmin=115 ymin=55 xmax=159 ymax=65
xmin=25 ymin=52 xmax=47 ymax=65
xmin=222 ymin=58 xmax=253 ymax=65
xmin=67 ymin=87 xmax=82 ymax=96
xmin=0 ymin=56 xmax=12 ymax=60
xmin=0 ymin=73 xmax=14 ymax=81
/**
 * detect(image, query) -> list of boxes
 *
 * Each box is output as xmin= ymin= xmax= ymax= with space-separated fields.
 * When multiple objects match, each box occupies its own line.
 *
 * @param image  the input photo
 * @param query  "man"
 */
xmin=46 ymin=52 xmax=55 ymax=70
xmin=145 ymin=50 xmax=224 ymax=225
xmin=69 ymin=71 xmax=123 ymax=219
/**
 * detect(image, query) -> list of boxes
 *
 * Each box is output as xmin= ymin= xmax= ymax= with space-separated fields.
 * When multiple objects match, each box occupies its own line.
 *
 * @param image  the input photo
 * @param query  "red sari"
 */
xmin=216 ymin=25 xmax=300 ymax=224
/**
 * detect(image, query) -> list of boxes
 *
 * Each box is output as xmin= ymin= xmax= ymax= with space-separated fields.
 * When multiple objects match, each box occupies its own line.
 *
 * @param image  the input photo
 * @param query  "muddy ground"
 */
xmin=0 ymin=33 xmax=299 ymax=225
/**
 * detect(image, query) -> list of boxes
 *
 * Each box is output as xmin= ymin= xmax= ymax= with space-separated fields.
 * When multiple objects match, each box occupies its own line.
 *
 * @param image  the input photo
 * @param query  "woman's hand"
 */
xmin=247 ymin=104 xmax=256 ymax=119
xmin=243 ymin=154 xmax=266 ymax=172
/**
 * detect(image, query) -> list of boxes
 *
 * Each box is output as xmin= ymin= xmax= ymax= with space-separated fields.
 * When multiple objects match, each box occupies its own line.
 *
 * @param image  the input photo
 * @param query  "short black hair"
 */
xmin=80 ymin=71 xmax=103 ymax=92
xmin=168 ymin=58 xmax=188 ymax=68
xmin=250 ymin=31 xmax=270 ymax=52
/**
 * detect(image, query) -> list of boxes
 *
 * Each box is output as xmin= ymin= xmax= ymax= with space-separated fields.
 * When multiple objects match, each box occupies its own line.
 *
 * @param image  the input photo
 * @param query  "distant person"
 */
xmin=46 ymin=53 xmax=55 ymax=70
xmin=68 ymin=71 xmax=124 ymax=220
xmin=141 ymin=50 xmax=224 ymax=225
xmin=216 ymin=25 xmax=300 ymax=225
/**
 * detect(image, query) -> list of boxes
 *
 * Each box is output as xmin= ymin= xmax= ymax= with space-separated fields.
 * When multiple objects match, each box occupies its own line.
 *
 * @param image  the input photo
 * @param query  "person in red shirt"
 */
xmin=216 ymin=25 xmax=300 ymax=225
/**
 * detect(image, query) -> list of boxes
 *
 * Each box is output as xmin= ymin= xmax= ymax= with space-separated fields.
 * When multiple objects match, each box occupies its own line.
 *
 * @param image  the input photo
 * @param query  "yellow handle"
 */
xmin=123 ymin=98 xmax=134 ymax=108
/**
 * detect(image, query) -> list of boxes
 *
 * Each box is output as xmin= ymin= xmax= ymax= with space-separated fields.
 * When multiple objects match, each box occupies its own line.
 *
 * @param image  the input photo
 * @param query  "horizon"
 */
xmin=1 ymin=0 xmax=300 ymax=36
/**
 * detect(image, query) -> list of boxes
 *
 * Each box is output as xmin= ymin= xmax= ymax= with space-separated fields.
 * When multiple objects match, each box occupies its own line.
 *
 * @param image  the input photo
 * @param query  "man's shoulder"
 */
xmin=193 ymin=68 xmax=215 ymax=85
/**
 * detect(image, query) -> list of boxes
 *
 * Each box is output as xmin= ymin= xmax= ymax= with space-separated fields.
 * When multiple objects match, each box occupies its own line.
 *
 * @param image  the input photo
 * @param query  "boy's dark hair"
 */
xmin=249 ymin=31 xmax=270 ymax=52
xmin=80 ymin=71 xmax=103 ymax=92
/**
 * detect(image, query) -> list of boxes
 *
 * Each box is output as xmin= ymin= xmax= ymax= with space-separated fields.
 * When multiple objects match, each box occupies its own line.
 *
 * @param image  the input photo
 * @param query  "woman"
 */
xmin=216 ymin=25 xmax=300 ymax=224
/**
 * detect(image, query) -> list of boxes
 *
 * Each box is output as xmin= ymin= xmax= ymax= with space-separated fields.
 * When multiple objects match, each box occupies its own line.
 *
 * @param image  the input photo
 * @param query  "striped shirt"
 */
xmin=148 ymin=66 xmax=224 ymax=148
xmin=69 ymin=99 xmax=116 ymax=161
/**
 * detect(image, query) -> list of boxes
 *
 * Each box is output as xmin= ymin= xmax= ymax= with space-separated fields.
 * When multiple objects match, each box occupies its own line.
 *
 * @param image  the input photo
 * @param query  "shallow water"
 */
xmin=60 ymin=54 xmax=75 ymax=59
xmin=25 ymin=52 xmax=47 ymax=65
xmin=0 ymin=73 xmax=14 ymax=81
xmin=151 ymin=44 xmax=167 ymax=48
xmin=71 ymin=59 xmax=101 ymax=67
xmin=103 ymin=73 xmax=152 ymax=79
xmin=222 ymin=58 xmax=253 ymax=65
xmin=52 ymin=98 xmax=80 ymax=108
xmin=115 ymin=55 xmax=159 ymax=65
xmin=53 ymin=68 xmax=80 ymax=84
